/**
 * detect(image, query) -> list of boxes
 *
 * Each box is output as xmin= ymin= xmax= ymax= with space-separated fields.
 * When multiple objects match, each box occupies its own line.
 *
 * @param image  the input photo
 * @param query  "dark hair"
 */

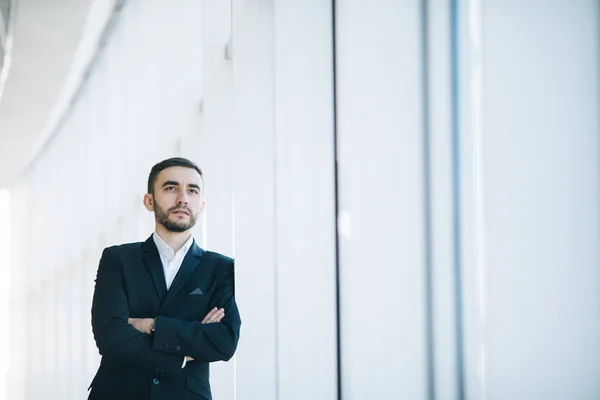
xmin=147 ymin=157 xmax=203 ymax=194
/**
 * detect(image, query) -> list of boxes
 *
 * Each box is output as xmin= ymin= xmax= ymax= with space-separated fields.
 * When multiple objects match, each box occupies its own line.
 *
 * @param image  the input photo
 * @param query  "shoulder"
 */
xmin=202 ymin=250 xmax=235 ymax=272
xmin=203 ymin=250 xmax=234 ymax=265
xmin=103 ymin=241 xmax=144 ymax=257
xmin=96 ymin=242 xmax=144 ymax=269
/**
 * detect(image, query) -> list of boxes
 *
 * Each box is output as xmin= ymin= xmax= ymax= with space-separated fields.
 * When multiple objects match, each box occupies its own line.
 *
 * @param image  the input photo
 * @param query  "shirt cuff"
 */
xmin=182 ymin=357 xmax=187 ymax=369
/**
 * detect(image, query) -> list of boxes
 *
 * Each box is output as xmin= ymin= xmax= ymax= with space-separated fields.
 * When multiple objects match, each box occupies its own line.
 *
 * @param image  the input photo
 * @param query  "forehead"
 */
xmin=156 ymin=166 xmax=202 ymax=186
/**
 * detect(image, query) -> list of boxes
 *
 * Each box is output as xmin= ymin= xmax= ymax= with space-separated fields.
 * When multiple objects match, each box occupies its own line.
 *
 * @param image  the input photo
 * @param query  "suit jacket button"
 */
xmin=153 ymin=378 xmax=160 ymax=385
xmin=175 ymin=346 xmax=181 ymax=351
xmin=164 ymin=344 xmax=169 ymax=350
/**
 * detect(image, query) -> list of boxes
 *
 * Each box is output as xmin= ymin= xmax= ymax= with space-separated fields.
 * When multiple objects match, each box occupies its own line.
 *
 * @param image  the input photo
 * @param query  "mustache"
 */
xmin=169 ymin=207 xmax=191 ymax=215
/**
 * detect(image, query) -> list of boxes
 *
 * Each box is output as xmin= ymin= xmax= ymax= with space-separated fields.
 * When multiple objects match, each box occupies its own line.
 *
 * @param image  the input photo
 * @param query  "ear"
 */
xmin=200 ymin=200 xmax=206 ymax=214
xmin=143 ymin=193 xmax=154 ymax=212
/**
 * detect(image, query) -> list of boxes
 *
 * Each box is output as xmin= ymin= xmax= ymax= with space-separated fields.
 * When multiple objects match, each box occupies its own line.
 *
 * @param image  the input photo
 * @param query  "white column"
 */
xmin=458 ymin=1 xmax=600 ymax=399
xmin=0 ymin=190 xmax=11 ymax=400
xmin=232 ymin=0 xmax=278 ymax=398
xmin=273 ymin=0 xmax=338 ymax=398
xmin=335 ymin=0 xmax=430 ymax=398
xmin=193 ymin=1 xmax=236 ymax=399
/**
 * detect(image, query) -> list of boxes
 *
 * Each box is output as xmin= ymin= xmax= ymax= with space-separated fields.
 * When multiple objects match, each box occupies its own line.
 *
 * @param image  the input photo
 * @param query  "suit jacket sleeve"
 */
xmin=91 ymin=247 xmax=184 ymax=379
xmin=151 ymin=259 xmax=241 ymax=362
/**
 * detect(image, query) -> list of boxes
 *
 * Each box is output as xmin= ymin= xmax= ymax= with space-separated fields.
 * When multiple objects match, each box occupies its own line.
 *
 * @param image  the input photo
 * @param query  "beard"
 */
xmin=154 ymin=203 xmax=198 ymax=233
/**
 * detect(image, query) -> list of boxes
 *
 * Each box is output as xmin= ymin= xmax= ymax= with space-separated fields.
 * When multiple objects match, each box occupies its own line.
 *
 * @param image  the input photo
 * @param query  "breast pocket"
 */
xmin=181 ymin=289 xmax=213 ymax=320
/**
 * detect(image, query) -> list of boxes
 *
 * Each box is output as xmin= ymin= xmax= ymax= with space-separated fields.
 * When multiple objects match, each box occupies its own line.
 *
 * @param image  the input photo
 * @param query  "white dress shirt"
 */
xmin=152 ymin=232 xmax=195 ymax=368
xmin=152 ymin=232 xmax=194 ymax=290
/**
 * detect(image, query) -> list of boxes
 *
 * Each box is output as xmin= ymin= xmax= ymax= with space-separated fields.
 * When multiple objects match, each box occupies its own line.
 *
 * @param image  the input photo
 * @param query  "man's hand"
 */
xmin=187 ymin=308 xmax=223 ymax=364
xmin=202 ymin=307 xmax=225 ymax=324
xmin=128 ymin=318 xmax=155 ymax=334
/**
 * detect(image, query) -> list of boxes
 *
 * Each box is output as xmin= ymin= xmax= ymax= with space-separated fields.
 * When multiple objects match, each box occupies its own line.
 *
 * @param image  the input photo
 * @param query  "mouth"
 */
xmin=171 ymin=209 xmax=190 ymax=216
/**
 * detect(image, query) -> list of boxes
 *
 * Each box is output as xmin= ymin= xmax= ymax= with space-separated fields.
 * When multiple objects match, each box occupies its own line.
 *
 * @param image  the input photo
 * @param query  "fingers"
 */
xmin=201 ymin=307 xmax=218 ymax=323
xmin=214 ymin=311 xmax=224 ymax=323
xmin=201 ymin=307 xmax=225 ymax=324
xmin=206 ymin=308 xmax=224 ymax=323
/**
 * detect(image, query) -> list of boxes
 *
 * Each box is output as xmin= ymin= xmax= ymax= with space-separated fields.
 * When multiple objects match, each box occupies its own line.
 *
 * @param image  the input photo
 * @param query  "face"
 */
xmin=144 ymin=166 xmax=204 ymax=233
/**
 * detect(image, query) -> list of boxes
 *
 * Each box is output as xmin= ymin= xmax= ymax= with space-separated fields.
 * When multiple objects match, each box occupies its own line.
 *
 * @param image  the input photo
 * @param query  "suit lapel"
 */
xmin=159 ymin=241 xmax=205 ymax=312
xmin=142 ymin=236 xmax=168 ymax=301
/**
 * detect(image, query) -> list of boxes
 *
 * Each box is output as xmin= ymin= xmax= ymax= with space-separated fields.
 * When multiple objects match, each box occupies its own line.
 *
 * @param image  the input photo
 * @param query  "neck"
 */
xmin=155 ymin=224 xmax=192 ymax=253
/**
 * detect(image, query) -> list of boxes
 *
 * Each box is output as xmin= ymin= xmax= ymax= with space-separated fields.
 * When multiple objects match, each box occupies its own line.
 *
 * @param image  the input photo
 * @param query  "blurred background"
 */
xmin=0 ymin=0 xmax=599 ymax=399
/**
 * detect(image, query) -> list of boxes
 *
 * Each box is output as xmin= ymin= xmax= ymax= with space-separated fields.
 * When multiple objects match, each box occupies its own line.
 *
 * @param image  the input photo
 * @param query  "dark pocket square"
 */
xmin=189 ymin=288 xmax=204 ymax=295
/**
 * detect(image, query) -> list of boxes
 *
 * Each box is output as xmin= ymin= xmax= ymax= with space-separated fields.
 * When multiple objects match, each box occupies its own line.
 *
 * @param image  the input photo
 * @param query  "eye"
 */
xmin=165 ymin=186 xmax=176 ymax=191
xmin=189 ymin=189 xmax=199 ymax=195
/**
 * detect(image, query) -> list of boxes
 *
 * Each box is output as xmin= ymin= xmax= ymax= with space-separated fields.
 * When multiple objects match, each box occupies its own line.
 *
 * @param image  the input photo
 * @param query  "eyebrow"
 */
xmin=162 ymin=180 xmax=181 ymax=187
xmin=161 ymin=181 xmax=201 ymax=191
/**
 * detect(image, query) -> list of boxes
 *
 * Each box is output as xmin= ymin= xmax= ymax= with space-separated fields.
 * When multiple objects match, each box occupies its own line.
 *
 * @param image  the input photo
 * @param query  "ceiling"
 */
xmin=0 ymin=0 xmax=93 ymax=189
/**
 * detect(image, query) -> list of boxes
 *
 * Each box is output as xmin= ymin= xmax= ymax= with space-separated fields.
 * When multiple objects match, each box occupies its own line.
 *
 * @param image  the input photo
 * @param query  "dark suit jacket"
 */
xmin=88 ymin=235 xmax=241 ymax=400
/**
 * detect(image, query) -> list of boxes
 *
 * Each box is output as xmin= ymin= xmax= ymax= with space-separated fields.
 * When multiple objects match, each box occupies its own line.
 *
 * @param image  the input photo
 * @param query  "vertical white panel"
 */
xmin=198 ymin=1 xmax=236 ymax=399
xmin=458 ymin=1 xmax=600 ymax=399
xmin=41 ymin=172 xmax=56 ymax=396
xmin=232 ymin=0 xmax=277 ymax=398
xmin=7 ymin=185 xmax=26 ymax=400
xmin=199 ymin=0 xmax=234 ymax=257
xmin=69 ymin=268 xmax=84 ymax=400
xmin=273 ymin=0 xmax=338 ymax=399
xmin=335 ymin=1 xmax=429 ymax=398
xmin=0 ymin=190 xmax=10 ymax=400
xmin=484 ymin=1 xmax=600 ymax=399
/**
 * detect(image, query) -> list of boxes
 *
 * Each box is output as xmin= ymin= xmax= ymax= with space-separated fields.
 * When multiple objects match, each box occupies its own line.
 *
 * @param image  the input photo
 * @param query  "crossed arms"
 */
xmin=91 ymin=247 xmax=241 ymax=379
xmin=128 ymin=307 xmax=225 ymax=363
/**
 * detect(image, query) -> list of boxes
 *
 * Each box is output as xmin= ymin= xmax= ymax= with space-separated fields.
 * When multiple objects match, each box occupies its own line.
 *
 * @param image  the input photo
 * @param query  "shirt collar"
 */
xmin=152 ymin=232 xmax=194 ymax=259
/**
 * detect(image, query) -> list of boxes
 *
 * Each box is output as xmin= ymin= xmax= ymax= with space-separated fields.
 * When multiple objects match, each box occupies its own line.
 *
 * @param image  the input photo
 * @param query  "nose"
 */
xmin=176 ymin=191 xmax=189 ymax=205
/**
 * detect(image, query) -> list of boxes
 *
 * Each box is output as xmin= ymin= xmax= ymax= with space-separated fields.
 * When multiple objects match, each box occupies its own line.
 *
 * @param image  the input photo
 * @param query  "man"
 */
xmin=89 ymin=157 xmax=241 ymax=400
